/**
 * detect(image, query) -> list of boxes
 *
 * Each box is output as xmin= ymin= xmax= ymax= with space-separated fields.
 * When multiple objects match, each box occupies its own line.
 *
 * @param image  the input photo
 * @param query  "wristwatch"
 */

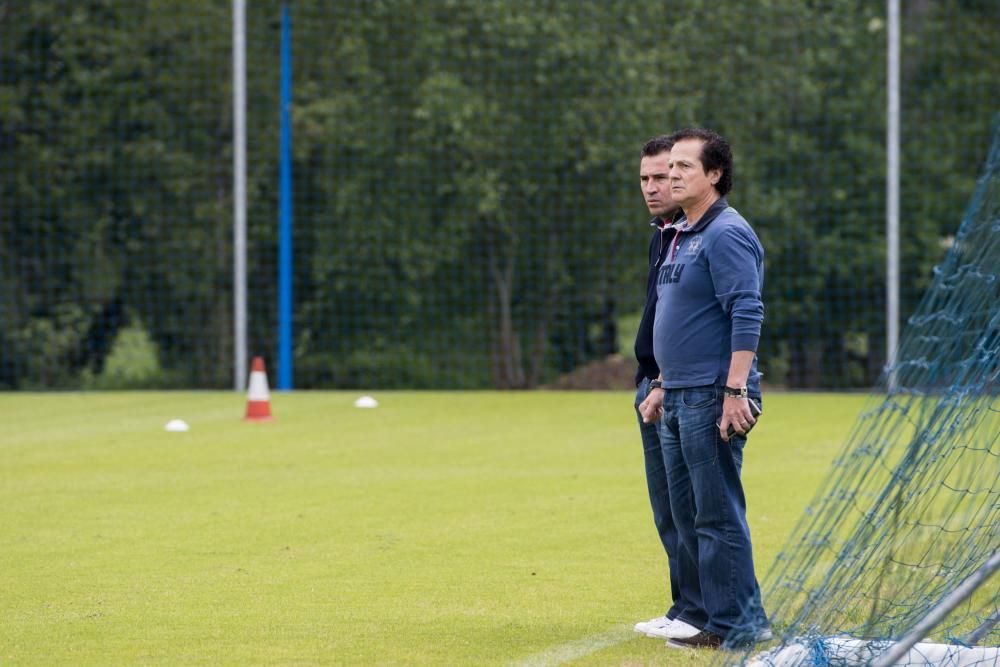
xmin=723 ymin=385 xmax=748 ymax=398
xmin=649 ymin=379 xmax=664 ymax=390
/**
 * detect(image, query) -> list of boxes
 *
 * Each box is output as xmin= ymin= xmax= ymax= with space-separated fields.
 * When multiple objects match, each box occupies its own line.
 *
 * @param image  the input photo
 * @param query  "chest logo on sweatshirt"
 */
xmin=686 ymin=236 xmax=703 ymax=255
xmin=657 ymin=262 xmax=685 ymax=285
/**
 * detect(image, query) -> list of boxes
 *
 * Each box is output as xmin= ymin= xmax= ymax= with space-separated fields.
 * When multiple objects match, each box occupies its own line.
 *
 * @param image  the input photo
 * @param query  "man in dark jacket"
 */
xmin=631 ymin=135 xmax=703 ymax=642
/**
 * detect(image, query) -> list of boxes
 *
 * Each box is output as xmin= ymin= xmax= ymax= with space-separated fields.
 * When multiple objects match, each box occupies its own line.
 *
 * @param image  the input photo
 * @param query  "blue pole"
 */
xmin=277 ymin=3 xmax=293 ymax=390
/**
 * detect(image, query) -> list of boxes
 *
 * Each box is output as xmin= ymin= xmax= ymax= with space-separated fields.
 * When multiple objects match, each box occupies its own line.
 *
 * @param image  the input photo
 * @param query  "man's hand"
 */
xmin=639 ymin=388 xmax=665 ymax=424
xmin=719 ymin=395 xmax=755 ymax=441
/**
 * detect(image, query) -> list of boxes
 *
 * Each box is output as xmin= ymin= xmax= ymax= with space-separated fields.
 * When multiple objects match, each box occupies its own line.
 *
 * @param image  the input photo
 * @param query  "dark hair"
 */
xmin=666 ymin=127 xmax=733 ymax=196
xmin=640 ymin=135 xmax=674 ymax=158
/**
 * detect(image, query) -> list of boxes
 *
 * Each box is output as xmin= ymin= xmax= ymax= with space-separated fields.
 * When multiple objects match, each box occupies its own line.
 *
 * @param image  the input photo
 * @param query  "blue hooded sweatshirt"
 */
xmin=652 ymin=197 xmax=764 ymax=391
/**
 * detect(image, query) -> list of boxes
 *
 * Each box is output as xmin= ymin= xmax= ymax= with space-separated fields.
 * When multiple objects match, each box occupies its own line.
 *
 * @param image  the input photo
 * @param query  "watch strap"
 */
xmin=724 ymin=385 xmax=748 ymax=398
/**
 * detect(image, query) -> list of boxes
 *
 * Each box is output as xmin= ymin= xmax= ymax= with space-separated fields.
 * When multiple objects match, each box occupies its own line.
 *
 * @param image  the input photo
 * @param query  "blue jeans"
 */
xmin=655 ymin=384 xmax=767 ymax=639
xmin=635 ymin=378 xmax=702 ymax=624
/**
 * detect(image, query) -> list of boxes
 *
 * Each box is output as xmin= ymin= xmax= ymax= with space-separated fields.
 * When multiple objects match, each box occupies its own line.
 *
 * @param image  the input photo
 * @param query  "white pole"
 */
xmin=233 ymin=0 xmax=248 ymax=391
xmin=886 ymin=0 xmax=900 ymax=389
xmin=871 ymin=550 xmax=1000 ymax=667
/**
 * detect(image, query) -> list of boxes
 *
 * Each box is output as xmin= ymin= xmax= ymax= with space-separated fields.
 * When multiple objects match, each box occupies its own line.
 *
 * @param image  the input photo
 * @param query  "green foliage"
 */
xmin=82 ymin=320 xmax=178 ymax=389
xmin=1 ymin=0 xmax=232 ymax=388
xmin=615 ymin=311 xmax=642 ymax=359
xmin=1 ymin=1 xmax=997 ymax=389
xmin=8 ymin=305 xmax=90 ymax=389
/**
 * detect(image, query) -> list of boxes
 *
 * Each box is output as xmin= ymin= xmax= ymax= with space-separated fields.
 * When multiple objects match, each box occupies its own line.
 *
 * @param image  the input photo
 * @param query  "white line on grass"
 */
xmin=509 ymin=625 xmax=636 ymax=667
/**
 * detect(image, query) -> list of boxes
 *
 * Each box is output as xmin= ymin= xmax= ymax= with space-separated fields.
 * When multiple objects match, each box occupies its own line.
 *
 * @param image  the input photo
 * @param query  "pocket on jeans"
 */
xmin=683 ymin=424 xmax=721 ymax=468
xmin=681 ymin=385 xmax=717 ymax=410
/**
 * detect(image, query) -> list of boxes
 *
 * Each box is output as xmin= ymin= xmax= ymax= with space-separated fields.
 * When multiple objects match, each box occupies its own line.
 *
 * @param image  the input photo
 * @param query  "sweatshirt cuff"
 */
xmin=732 ymin=333 xmax=760 ymax=353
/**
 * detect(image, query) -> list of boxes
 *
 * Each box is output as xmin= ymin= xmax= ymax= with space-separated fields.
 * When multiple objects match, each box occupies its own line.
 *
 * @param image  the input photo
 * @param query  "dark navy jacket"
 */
xmin=633 ymin=217 xmax=674 ymax=386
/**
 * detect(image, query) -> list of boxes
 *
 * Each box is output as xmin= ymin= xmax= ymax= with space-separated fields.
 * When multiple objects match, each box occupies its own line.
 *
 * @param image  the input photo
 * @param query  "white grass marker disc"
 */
xmin=354 ymin=395 xmax=378 ymax=409
xmin=164 ymin=419 xmax=190 ymax=432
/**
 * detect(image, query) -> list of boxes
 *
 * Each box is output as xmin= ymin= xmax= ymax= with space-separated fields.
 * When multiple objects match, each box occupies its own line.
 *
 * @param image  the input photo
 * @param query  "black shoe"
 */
xmin=721 ymin=626 xmax=773 ymax=649
xmin=665 ymin=630 xmax=724 ymax=650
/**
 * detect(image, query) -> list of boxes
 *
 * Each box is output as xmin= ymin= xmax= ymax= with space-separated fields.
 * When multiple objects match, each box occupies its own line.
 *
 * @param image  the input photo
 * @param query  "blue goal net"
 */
xmin=724 ymin=120 xmax=1000 ymax=666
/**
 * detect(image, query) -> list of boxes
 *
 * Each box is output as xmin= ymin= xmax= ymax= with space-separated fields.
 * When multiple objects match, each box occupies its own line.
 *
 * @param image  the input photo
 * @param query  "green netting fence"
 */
xmin=1 ymin=1 xmax=998 ymax=390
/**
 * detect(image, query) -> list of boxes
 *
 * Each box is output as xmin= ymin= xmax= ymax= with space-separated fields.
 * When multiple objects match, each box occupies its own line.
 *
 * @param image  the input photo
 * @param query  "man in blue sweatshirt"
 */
xmin=631 ymin=135 xmax=703 ymax=642
xmin=639 ymin=128 xmax=769 ymax=650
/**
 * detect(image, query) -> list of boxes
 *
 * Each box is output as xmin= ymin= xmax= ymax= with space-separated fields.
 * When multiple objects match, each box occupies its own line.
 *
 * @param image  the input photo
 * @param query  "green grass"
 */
xmin=0 ymin=391 xmax=864 ymax=666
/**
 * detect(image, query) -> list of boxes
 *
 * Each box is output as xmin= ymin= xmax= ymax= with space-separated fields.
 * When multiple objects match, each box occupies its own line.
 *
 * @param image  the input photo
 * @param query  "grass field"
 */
xmin=1 ymin=391 xmax=865 ymax=666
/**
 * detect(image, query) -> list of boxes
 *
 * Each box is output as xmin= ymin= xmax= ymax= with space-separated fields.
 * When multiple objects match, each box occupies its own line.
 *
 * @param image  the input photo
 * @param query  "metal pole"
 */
xmin=963 ymin=609 xmax=1000 ymax=647
xmin=233 ymin=0 xmax=248 ymax=391
xmin=871 ymin=550 xmax=1000 ymax=667
xmin=277 ymin=2 xmax=293 ymax=390
xmin=886 ymin=0 xmax=900 ymax=390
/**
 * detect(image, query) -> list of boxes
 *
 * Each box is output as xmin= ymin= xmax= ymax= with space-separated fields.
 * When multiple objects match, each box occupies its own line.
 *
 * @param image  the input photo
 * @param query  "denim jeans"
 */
xmin=655 ymin=384 xmax=767 ymax=639
xmin=635 ymin=378 xmax=703 ymax=624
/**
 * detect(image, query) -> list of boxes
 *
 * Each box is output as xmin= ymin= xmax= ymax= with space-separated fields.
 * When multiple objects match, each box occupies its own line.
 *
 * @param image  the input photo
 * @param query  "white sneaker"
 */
xmin=634 ymin=616 xmax=702 ymax=640
xmin=651 ymin=618 xmax=701 ymax=640
xmin=633 ymin=615 xmax=671 ymax=636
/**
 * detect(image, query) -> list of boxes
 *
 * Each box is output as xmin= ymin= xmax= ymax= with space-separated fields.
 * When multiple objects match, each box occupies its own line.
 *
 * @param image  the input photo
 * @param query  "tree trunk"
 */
xmin=526 ymin=225 xmax=561 ymax=388
xmin=788 ymin=323 xmax=822 ymax=388
xmin=487 ymin=238 xmax=525 ymax=389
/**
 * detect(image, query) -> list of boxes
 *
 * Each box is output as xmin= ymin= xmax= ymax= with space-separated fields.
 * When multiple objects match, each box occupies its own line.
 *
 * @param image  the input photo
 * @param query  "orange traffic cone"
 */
xmin=244 ymin=356 xmax=273 ymax=421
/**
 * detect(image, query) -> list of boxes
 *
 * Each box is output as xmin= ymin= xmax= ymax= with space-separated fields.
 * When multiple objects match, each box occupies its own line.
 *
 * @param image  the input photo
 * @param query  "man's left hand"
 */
xmin=719 ymin=395 xmax=755 ymax=442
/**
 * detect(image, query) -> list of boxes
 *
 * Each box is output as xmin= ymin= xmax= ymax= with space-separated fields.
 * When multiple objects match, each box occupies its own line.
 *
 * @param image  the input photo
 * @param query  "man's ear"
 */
xmin=708 ymin=168 xmax=722 ymax=186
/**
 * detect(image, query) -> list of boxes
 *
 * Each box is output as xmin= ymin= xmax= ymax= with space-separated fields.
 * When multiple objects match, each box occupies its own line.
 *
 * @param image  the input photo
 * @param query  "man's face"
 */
xmin=639 ymin=151 xmax=679 ymax=218
xmin=668 ymin=138 xmax=721 ymax=209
